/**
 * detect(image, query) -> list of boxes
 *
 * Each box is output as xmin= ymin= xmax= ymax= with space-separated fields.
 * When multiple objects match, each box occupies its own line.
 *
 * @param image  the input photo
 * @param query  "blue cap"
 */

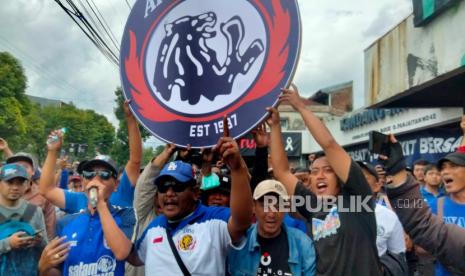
xmin=155 ymin=161 xmax=194 ymax=186
xmin=0 ymin=164 xmax=30 ymax=181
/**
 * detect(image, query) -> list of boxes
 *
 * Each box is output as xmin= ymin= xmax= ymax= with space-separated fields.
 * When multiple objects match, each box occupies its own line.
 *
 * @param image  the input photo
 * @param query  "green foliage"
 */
xmin=0 ymin=97 xmax=27 ymax=142
xmin=153 ymin=145 xmax=165 ymax=157
xmin=38 ymin=104 xmax=115 ymax=161
xmin=14 ymin=103 xmax=46 ymax=159
xmin=0 ymin=52 xmax=30 ymax=150
xmin=110 ymin=87 xmax=150 ymax=166
xmin=142 ymin=147 xmax=155 ymax=166
xmin=0 ymin=52 xmax=29 ymax=113
xmin=0 ymin=52 xmax=116 ymax=165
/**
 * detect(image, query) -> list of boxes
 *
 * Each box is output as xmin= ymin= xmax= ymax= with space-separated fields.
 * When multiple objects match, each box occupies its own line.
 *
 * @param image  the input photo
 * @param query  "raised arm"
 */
xmin=279 ymin=85 xmax=352 ymax=183
xmin=216 ymin=137 xmax=253 ymax=243
xmin=387 ymin=175 xmax=465 ymax=274
xmin=382 ymin=135 xmax=465 ymax=274
xmin=266 ymin=107 xmax=299 ymax=196
xmin=249 ymin=124 xmax=270 ymax=192
xmin=0 ymin=138 xmax=13 ymax=159
xmin=39 ymin=130 xmax=66 ymax=209
xmin=92 ymin=179 xmax=134 ymax=260
xmin=134 ymin=144 xmax=176 ymax=223
xmin=124 ymin=100 xmax=142 ymax=186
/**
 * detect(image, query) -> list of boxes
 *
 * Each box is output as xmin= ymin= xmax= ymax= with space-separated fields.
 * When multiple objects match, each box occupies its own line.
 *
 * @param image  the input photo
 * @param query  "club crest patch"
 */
xmin=178 ymin=234 xmax=196 ymax=251
xmin=120 ymin=0 xmax=301 ymax=147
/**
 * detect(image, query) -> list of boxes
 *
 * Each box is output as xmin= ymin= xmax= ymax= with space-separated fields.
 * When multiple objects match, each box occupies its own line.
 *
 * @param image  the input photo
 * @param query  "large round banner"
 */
xmin=120 ymin=0 xmax=301 ymax=147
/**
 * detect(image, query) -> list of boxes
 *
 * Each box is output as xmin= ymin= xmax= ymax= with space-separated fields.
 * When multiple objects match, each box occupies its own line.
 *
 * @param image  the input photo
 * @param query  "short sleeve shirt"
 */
xmin=57 ymin=206 xmax=135 ymax=276
xmin=136 ymin=204 xmax=233 ymax=275
xmin=63 ymin=170 xmax=135 ymax=214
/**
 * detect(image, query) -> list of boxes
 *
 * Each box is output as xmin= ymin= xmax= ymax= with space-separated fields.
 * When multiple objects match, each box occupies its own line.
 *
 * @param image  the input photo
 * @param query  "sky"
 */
xmin=0 ymin=0 xmax=413 ymax=146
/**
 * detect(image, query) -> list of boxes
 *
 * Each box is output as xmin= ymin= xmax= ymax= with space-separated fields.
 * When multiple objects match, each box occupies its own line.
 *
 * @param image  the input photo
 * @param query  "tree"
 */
xmin=39 ymin=104 xmax=115 ymax=161
xmin=15 ymin=103 xmax=46 ymax=159
xmin=111 ymin=87 xmax=150 ymax=166
xmin=0 ymin=52 xmax=29 ymax=112
xmin=142 ymin=146 xmax=155 ymax=166
xmin=0 ymin=52 xmax=31 ymax=149
xmin=0 ymin=52 xmax=116 ymax=165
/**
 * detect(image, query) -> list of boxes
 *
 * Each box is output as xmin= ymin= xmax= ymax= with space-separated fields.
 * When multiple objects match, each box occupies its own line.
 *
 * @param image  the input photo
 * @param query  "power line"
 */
xmin=54 ymin=0 xmax=119 ymax=66
xmin=0 ymin=36 xmax=92 ymax=97
xmin=125 ymin=0 xmax=132 ymax=10
xmin=88 ymin=0 xmax=120 ymax=51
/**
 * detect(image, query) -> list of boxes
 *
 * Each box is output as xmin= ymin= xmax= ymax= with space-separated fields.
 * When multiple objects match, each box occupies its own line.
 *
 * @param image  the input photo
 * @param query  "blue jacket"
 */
xmin=227 ymin=223 xmax=316 ymax=275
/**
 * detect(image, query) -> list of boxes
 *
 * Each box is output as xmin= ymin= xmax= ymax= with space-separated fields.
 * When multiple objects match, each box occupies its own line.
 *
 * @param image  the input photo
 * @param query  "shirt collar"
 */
xmin=159 ymin=202 xmax=207 ymax=235
xmin=83 ymin=204 xmax=121 ymax=216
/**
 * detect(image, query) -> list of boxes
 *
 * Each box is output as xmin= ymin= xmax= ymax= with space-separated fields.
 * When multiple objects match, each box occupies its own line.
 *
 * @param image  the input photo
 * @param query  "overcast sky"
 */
xmin=0 ymin=0 xmax=412 ymax=145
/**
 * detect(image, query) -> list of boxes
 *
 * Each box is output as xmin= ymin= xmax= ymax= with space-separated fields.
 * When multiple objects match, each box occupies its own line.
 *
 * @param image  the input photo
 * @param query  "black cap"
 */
xmin=438 ymin=152 xmax=465 ymax=169
xmin=77 ymin=155 xmax=118 ymax=177
xmin=356 ymin=161 xmax=379 ymax=181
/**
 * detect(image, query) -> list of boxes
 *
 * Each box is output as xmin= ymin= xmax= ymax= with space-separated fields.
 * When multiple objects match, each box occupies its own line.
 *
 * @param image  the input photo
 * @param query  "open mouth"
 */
xmin=316 ymin=182 xmax=328 ymax=194
xmin=443 ymin=177 xmax=453 ymax=185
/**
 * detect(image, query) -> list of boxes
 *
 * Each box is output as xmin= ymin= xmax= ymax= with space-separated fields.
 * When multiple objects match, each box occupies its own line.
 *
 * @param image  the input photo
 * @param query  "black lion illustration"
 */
xmin=154 ymin=12 xmax=264 ymax=105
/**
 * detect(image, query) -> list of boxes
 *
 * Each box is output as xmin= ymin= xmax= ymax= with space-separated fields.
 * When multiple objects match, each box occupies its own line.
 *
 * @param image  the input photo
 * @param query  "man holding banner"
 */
xmin=268 ymin=85 xmax=383 ymax=275
xmin=127 ymin=137 xmax=253 ymax=275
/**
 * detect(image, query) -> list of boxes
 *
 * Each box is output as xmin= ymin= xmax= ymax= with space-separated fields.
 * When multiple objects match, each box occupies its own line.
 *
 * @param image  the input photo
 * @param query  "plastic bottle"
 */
xmin=47 ymin=128 xmax=67 ymax=145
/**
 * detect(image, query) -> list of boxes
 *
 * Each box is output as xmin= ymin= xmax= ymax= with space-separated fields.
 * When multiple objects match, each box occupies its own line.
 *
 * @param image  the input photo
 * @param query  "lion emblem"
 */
xmin=154 ymin=12 xmax=264 ymax=105
xmin=178 ymin=234 xmax=196 ymax=251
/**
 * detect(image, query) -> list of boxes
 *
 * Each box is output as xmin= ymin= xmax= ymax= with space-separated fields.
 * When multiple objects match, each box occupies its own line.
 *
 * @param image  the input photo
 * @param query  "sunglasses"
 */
xmin=82 ymin=170 xmax=113 ymax=181
xmin=157 ymin=180 xmax=190 ymax=193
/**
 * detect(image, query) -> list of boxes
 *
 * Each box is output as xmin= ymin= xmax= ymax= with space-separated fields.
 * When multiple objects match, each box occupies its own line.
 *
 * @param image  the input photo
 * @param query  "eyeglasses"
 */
xmin=157 ymin=180 xmax=190 ymax=193
xmin=82 ymin=170 xmax=113 ymax=181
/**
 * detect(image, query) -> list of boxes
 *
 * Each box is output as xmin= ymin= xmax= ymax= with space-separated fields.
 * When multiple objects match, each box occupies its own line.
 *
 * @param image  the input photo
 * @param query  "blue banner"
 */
xmin=346 ymin=126 xmax=463 ymax=166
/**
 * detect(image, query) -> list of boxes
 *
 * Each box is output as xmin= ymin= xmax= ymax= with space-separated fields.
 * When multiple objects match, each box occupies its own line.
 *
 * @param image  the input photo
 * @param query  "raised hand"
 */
xmin=0 ymin=138 xmax=9 ymax=151
xmin=177 ymin=144 xmax=192 ymax=160
xmin=46 ymin=130 xmax=63 ymax=152
xmin=214 ymin=137 xmax=242 ymax=171
xmin=252 ymin=123 xmax=268 ymax=148
xmin=56 ymin=156 xmax=69 ymax=170
xmin=265 ymin=107 xmax=280 ymax=127
xmin=123 ymin=99 xmax=134 ymax=119
xmin=279 ymin=83 xmax=306 ymax=111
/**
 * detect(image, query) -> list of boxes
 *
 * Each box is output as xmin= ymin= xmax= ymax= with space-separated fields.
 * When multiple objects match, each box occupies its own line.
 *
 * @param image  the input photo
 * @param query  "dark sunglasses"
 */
xmin=82 ymin=170 xmax=113 ymax=181
xmin=157 ymin=180 xmax=190 ymax=193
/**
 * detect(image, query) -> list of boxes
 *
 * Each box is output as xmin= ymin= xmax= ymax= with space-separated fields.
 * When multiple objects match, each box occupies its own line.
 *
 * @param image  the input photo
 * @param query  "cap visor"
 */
xmin=155 ymin=174 xmax=191 ymax=186
xmin=78 ymin=160 xmax=117 ymax=176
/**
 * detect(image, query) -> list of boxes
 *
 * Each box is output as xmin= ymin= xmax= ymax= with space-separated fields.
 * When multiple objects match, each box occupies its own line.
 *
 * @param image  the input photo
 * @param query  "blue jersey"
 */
xmin=420 ymin=186 xmax=444 ymax=207
xmin=63 ymin=170 xmax=135 ymax=214
xmin=430 ymin=196 xmax=465 ymax=276
xmin=57 ymin=205 xmax=135 ymax=276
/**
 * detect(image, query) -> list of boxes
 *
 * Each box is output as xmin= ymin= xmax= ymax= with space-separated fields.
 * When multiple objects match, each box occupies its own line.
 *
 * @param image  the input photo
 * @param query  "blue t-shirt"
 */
xmin=57 ymin=205 xmax=135 ymax=276
xmin=430 ymin=196 xmax=465 ymax=276
xmin=420 ymin=186 xmax=444 ymax=207
xmin=109 ymin=170 xmax=135 ymax=207
xmin=63 ymin=170 xmax=135 ymax=214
